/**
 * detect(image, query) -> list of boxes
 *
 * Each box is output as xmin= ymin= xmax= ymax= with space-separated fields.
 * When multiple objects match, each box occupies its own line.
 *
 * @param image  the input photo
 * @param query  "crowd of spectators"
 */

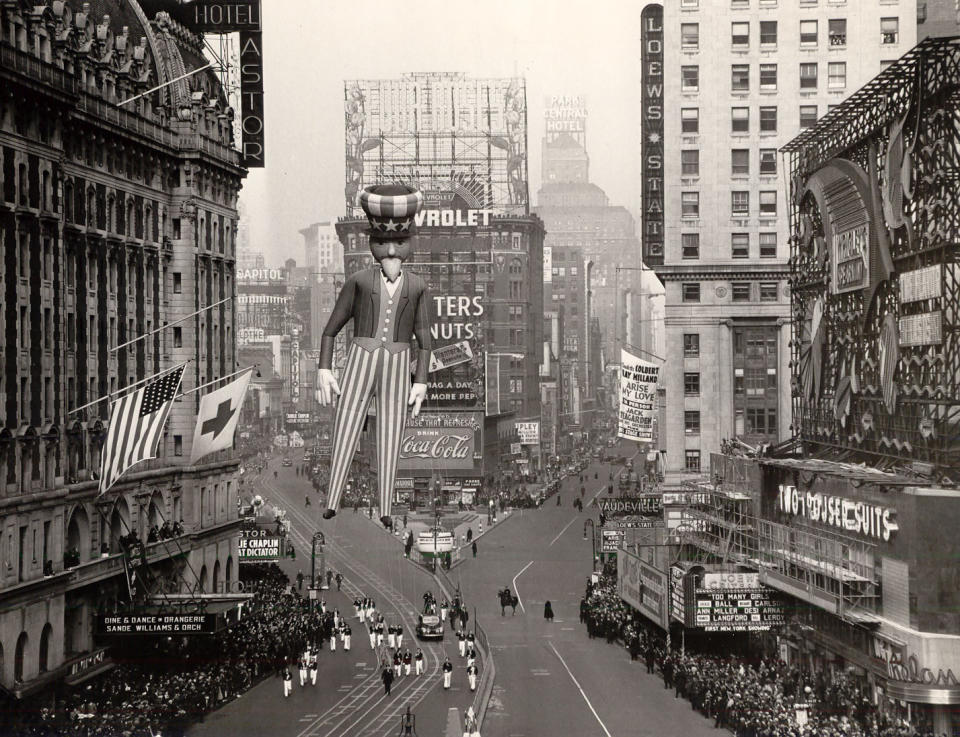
xmin=5 ymin=564 xmax=343 ymax=737
xmin=579 ymin=567 xmax=942 ymax=737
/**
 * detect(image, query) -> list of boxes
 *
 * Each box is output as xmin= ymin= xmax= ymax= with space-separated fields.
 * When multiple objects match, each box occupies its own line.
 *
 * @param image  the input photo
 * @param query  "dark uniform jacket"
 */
xmin=319 ymin=267 xmax=432 ymax=384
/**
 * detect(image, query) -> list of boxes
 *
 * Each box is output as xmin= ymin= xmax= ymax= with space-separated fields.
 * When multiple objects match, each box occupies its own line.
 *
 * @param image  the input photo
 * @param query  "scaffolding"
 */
xmin=344 ymin=73 xmax=529 ymax=216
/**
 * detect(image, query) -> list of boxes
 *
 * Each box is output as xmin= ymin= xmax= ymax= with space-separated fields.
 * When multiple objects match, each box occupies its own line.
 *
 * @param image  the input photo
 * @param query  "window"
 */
xmin=681 ymin=108 xmax=699 ymax=133
xmin=732 ymin=22 xmax=749 ymax=46
xmin=682 ymin=66 xmax=699 ymax=92
xmin=682 ymin=23 xmax=699 ymax=49
xmin=746 ymin=369 xmax=766 ymax=397
xmin=800 ymin=19 xmax=818 ymax=45
xmin=760 ymin=20 xmax=777 ymax=45
xmin=732 ymin=233 xmax=750 ymax=259
xmin=760 ymin=106 xmax=777 ymax=132
xmin=684 ymin=333 xmax=700 ymax=357
xmin=760 ymin=64 xmax=777 ymax=90
xmin=828 ymin=62 xmax=846 ymax=89
xmin=173 ymin=272 xmax=182 ymax=294
xmin=682 ymin=283 xmax=701 ymax=302
xmin=732 ymin=191 xmax=749 ymax=216
xmin=174 ymin=435 xmax=183 ymax=456
xmin=173 ymin=326 xmax=182 ymax=348
xmin=800 ymin=105 xmax=818 ymax=129
xmin=732 ymin=107 xmax=749 ymax=133
xmin=760 ymin=232 xmax=777 ymax=258
xmin=682 ymin=233 xmax=700 ymax=259
xmin=800 ymin=63 xmax=818 ymax=89
xmin=684 ymin=411 xmax=701 ymax=435
xmin=829 ymin=19 xmax=847 ymax=46
xmin=684 ymin=372 xmax=701 ymax=396
xmin=685 ymin=450 xmax=701 ymax=473
xmin=732 ymin=282 xmax=751 ymax=302
xmin=759 ymin=191 xmax=777 ymax=216
xmin=681 ymin=150 xmax=700 ymax=176
xmin=732 ymin=64 xmax=750 ymax=91
xmin=732 ymin=150 xmax=749 ymax=176
xmin=682 ymin=192 xmax=699 ymax=218
xmin=760 ymin=282 xmax=778 ymax=301
xmin=881 ymin=17 xmax=899 ymax=45
xmin=760 ymin=149 xmax=777 ymax=175
xmin=681 ymin=0 xmax=699 ymax=6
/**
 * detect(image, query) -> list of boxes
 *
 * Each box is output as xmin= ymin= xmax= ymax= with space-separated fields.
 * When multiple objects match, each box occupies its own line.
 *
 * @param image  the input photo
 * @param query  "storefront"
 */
xmin=393 ymin=477 xmax=414 ymax=505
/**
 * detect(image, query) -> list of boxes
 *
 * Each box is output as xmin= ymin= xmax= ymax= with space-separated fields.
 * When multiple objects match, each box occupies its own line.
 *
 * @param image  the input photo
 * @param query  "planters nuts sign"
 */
xmin=398 ymin=412 xmax=483 ymax=471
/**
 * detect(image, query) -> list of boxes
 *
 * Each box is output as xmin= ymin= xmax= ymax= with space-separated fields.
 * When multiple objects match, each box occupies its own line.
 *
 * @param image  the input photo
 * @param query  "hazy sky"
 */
xmin=242 ymin=0 xmax=648 ymax=267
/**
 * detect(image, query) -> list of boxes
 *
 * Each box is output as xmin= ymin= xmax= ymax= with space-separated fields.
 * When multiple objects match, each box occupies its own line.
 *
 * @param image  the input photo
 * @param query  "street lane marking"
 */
xmin=561 ymin=627 xmax=575 ymax=631
xmin=549 ymin=515 xmax=580 ymax=547
xmin=548 ymin=641 xmax=614 ymax=737
xmin=512 ymin=561 xmax=533 ymax=613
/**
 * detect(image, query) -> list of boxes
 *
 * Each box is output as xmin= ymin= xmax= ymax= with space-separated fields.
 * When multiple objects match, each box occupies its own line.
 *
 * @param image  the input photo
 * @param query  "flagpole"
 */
xmin=177 ymin=365 xmax=257 ymax=400
xmin=67 ymin=361 xmax=192 ymax=417
xmin=110 ymin=296 xmax=233 ymax=353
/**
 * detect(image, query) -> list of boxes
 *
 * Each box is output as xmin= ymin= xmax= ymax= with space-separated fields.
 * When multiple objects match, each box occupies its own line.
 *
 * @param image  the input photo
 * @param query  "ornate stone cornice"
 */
xmin=654 ymin=262 xmax=790 ymax=282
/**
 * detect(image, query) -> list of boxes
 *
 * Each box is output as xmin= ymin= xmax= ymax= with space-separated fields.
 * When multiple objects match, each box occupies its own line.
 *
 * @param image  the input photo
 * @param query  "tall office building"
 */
xmin=299 ymin=221 xmax=343 ymax=274
xmin=655 ymin=0 xmax=916 ymax=474
xmin=0 ymin=1 xmax=245 ymax=695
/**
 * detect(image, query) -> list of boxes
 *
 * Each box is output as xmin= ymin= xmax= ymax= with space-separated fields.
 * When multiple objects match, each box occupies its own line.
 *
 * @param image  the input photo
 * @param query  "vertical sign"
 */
xmin=239 ymin=31 xmax=265 ymax=167
xmin=641 ymin=4 xmax=664 ymax=265
xmin=618 ymin=348 xmax=660 ymax=442
xmin=543 ymin=246 xmax=552 ymax=284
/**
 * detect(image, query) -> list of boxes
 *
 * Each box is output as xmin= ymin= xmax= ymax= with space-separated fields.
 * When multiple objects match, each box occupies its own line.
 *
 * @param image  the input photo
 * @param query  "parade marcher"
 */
xmin=466 ymin=631 xmax=476 ymax=653
xmin=382 ymin=666 xmax=394 ymax=696
xmin=326 ymin=570 xmax=334 ymax=589
xmin=467 ymin=663 xmax=479 ymax=692
xmin=335 ymin=572 xmax=343 ymax=591
xmin=310 ymin=655 xmax=319 ymax=686
xmin=393 ymin=651 xmax=402 ymax=678
xmin=283 ymin=668 xmax=293 ymax=698
xmin=343 ymin=624 xmax=352 ymax=651
xmin=403 ymin=649 xmax=412 ymax=676
xmin=329 ymin=626 xmax=337 ymax=651
xmin=368 ymin=623 xmax=377 ymax=650
xmin=387 ymin=623 xmax=396 ymax=649
xmin=298 ymin=655 xmax=308 ymax=687
xmin=460 ymin=608 xmax=469 ymax=630
xmin=396 ymin=623 xmax=403 ymax=649
xmin=440 ymin=599 xmax=448 ymax=622
xmin=376 ymin=620 xmax=385 ymax=647
xmin=466 ymin=647 xmax=477 ymax=669
xmin=457 ymin=629 xmax=466 ymax=658
xmin=442 ymin=658 xmax=453 ymax=689
xmin=354 ymin=597 xmax=362 ymax=619
xmin=415 ymin=648 xmax=425 ymax=676
xmin=543 ymin=600 xmax=554 ymax=622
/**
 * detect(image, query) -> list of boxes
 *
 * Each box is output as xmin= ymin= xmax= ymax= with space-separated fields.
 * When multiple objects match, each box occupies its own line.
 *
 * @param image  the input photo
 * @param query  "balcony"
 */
xmin=178 ymin=134 xmax=242 ymax=166
xmin=74 ymin=93 xmax=177 ymax=150
xmin=64 ymin=534 xmax=192 ymax=591
xmin=0 ymin=42 xmax=76 ymax=97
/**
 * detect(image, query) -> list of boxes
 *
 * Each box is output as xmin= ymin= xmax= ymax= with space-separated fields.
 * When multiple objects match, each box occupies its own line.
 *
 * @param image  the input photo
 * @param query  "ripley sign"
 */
xmin=397 ymin=412 xmax=483 ymax=471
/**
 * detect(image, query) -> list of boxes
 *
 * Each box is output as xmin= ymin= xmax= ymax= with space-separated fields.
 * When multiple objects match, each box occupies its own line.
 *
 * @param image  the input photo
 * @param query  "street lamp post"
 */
xmin=310 ymin=531 xmax=326 ymax=593
xmin=583 ymin=518 xmax=597 ymax=565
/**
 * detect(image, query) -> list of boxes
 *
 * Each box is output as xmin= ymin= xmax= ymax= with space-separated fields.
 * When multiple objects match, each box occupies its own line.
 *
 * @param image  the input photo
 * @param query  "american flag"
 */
xmin=98 ymin=364 xmax=185 ymax=497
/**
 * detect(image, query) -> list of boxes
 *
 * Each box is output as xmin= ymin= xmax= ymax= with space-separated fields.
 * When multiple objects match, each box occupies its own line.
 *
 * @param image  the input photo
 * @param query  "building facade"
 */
xmin=656 ymin=0 xmax=916 ymax=474
xmin=0 ymin=0 xmax=244 ymax=696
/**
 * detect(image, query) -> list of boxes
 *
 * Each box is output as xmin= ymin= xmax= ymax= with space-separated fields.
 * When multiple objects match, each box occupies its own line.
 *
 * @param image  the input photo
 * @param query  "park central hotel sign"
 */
xmin=641 ymin=3 xmax=664 ymax=265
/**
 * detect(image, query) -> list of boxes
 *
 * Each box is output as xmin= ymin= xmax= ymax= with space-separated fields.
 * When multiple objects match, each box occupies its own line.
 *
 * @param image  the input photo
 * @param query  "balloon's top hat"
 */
xmin=359 ymin=185 xmax=423 ymax=241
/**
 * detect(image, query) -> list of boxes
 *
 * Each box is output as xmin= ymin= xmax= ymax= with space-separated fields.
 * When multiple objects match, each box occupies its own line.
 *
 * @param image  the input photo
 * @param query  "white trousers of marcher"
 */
xmin=299 ymin=668 xmax=306 ymax=686
xmin=284 ymin=680 xmax=292 ymax=697
xmin=459 ymin=641 xmax=466 ymax=657
xmin=443 ymin=671 xmax=452 ymax=689
xmin=397 ymin=635 xmax=403 ymax=648
xmin=355 ymin=606 xmax=361 ymax=619
xmin=394 ymin=664 xmax=401 ymax=677
xmin=467 ymin=656 xmax=475 ymax=668
xmin=330 ymin=637 xmax=336 ymax=651
xmin=369 ymin=633 xmax=376 ymax=649
xmin=405 ymin=663 xmax=411 ymax=676
xmin=311 ymin=670 xmax=317 ymax=686
xmin=416 ymin=660 xmax=424 ymax=675
xmin=344 ymin=635 xmax=351 ymax=650
xmin=388 ymin=634 xmax=396 ymax=648
xmin=469 ymin=673 xmax=477 ymax=691
xmin=376 ymin=633 xmax=383 ymax=647
xmin=441 ymin=608 xmax=447 ymax=621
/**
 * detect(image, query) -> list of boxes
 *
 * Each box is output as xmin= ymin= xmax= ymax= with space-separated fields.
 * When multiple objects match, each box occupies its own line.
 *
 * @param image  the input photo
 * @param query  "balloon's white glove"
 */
xmin=408 ymin=383 xmax=427 ymax=417
xmin=316 ymin=369 xmax=341 ymax=406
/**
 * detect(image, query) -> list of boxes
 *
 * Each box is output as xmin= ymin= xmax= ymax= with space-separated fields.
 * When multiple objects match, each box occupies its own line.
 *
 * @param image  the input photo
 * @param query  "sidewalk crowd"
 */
xmin=579 ymin=566 xmax=942 ymax=737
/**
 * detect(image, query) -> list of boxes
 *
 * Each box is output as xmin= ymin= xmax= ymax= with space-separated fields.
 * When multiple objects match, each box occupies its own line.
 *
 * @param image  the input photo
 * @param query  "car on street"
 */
xmin=282 ymin=458 xmax=293 ymax=467
xmin=416 ymin=613 xmax=444 ymax=640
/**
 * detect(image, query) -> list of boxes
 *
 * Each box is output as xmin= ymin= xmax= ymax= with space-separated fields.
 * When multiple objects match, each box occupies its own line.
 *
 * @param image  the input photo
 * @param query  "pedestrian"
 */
xmin=466 ymin=527 xmax=473 ymax=543
xmin=343 ymin=624 xmax=352 ymax=651
xmin=382 ymin=666 xmax=394 ymax=696
xmin=310 ymin=656 xmax=318 ymax=686
xmin=471 ymin=540 xmax=477 ymax=558
xmin=557 ymin=494 xmax=561 ymax=506
xmin=442 ymin=658 xmax=453 ymax=689
xmin=396 ymin=624 xmax=403 ymax=649
xmin=457 ymin=629 xmax=466 ymax=657
xmin=544 ymin=600 xmax=554 ymax=621
xmin=440 ymin=600 xmax=448 ymax=622
xmin=467 ymin=663 xmax=478 ymax=692
xmin=510 ymin=594 xmax=519 ymax=615
xmin=335 ymin=572 xmax=343 ymax=591
xmin=283 ymin=668 xmax=293 ymax=698
xmin=296 ymin=571 xmax=304 ymax=591
xmin=415 ymin=648 xmax=425 ymax=676
xmin=326 ymin=570 xmax=333 ymax=589
xmin=403 ymin=649 xmax=412 ymax=676
xmin=320 ymin=599 xmax=327 ymax=614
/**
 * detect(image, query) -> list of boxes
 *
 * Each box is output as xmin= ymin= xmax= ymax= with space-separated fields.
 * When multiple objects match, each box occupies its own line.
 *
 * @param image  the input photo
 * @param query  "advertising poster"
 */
xmin=618 ymin=348 xmax=660 ymax=442
xmin=397 ymin=412 xmax=483 ymax=471
xmin=238 ymin=528 xmax=283 ymax=563
xmin=516 ymin=421 xmax=540 ymax=445
xmin=618 ymin=547 xmax=668 ymax=629
xmin=694 ymin=588 xmax=786 ymax=632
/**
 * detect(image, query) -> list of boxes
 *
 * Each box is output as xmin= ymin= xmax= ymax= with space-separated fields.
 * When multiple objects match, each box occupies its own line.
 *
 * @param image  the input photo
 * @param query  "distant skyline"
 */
xmin=239 ymin=0 xmax=649 ymax=267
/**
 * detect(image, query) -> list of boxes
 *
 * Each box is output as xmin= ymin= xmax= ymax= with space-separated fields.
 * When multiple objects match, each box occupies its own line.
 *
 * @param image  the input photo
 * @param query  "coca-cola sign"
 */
xmin=397 ymin=412 xmax=483 ymax=471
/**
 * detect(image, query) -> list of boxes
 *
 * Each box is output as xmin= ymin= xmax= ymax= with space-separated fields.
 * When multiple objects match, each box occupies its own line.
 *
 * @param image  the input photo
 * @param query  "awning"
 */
xmin=885 ymin=679 xmax=960 ymax=706
xmin=64 ymin=659 xmax=115 ymax=687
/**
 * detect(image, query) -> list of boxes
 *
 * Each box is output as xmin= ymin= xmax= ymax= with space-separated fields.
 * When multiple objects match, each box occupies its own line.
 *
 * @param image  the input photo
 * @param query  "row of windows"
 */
xmin=682 ymin=233 xmax=777 ymax=260
xmin=681 ymin=282 xmax=780 ymax=302
xmin=681 ymin=149 xmax=777 ymax=177
xmin=680 ymin=17 xmax=898 ymax=51
xmin=681 ymin=62 xmax=849 ymax=93
xmin=681 ymin=191 xmax=778 ymax=218
xmin=683 ymin=409 xmax=779 ymax=437
xmin=682 ymin=0 xmax=859 ymax=8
